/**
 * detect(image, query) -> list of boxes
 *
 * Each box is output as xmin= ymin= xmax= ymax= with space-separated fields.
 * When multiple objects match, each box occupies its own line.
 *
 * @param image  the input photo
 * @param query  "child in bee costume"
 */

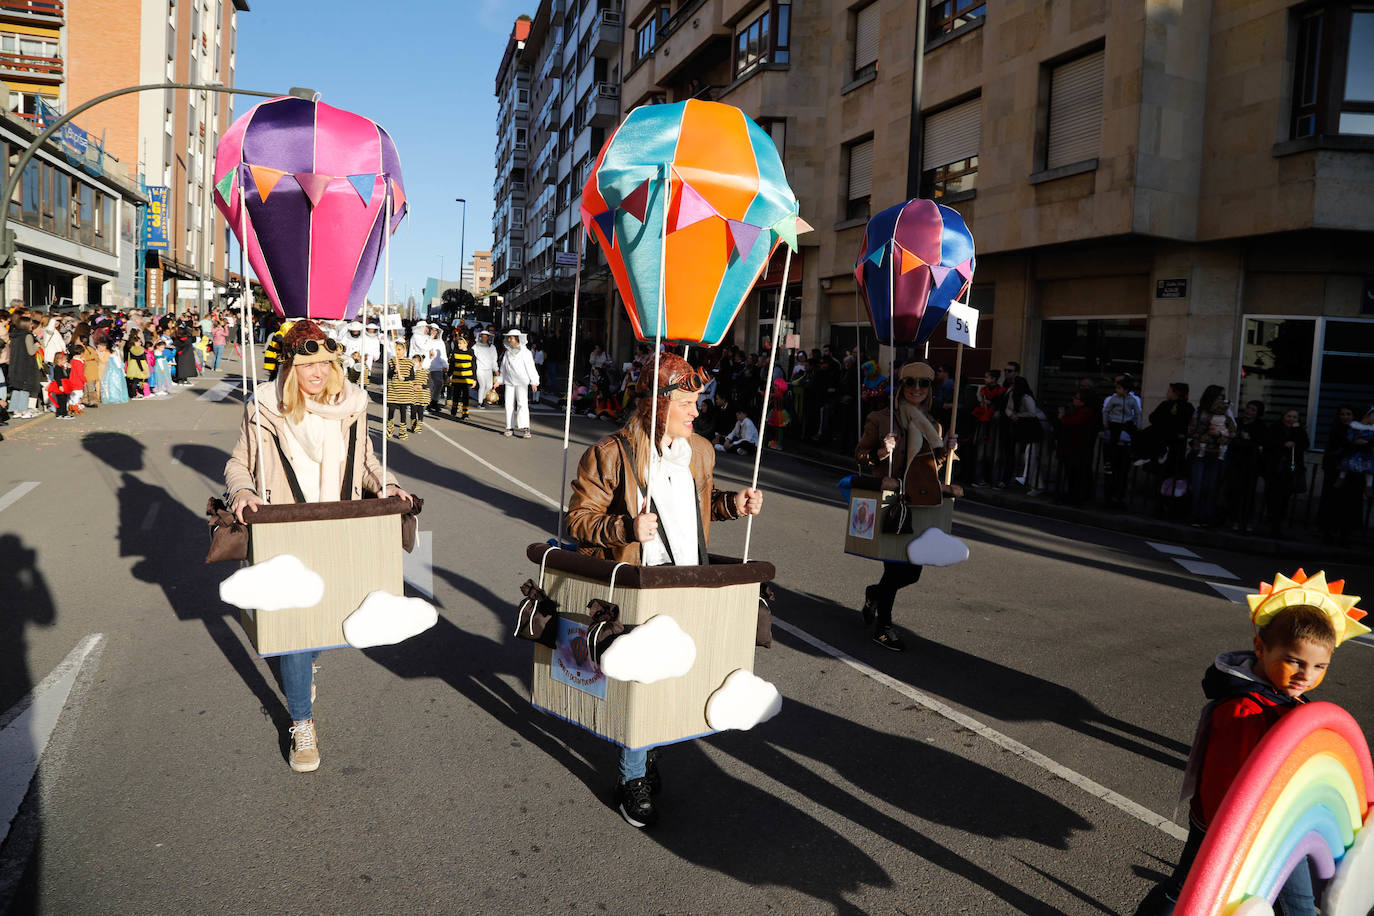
xmin=448 ymin=335 xmax=477 ymax=420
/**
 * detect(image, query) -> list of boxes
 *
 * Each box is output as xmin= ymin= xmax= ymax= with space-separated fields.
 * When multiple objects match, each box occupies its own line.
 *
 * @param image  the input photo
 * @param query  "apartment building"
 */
xmin=492 ymin=15 xmax=532 ymax=309
xmin=493 ymin=2 xmax=624 ymax=346
xmin=616 ymin=0 xmax=1371 ymax=446
xmin=6 ymin=0 xmax=250 ymax=313
xmin=471 ymin=249 xmax=493 ymax=294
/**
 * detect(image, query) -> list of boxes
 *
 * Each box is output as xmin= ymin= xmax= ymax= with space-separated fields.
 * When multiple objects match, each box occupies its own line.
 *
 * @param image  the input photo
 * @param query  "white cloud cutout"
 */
xmin=1326 ymin=817 xmax=1374 ymax=916
xmin=219 ymin=554 xmax=324 ymax=611
xmin=343 ymin=590 xmax=438 ymax=649
xmin=598 ymin=615 xmax=697 ymax=683
xmin=705 ymin=669 xmax=782 ymax=732
xmin=906 ymin=528 xmax=969 ymax=567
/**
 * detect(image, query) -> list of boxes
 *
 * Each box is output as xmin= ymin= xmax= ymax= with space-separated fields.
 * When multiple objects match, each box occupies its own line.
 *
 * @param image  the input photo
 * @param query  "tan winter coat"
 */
xmin=567 ymin=431 xmax=742 ymax=564
xmin=224 ymin=382 xmax=394 ymax=505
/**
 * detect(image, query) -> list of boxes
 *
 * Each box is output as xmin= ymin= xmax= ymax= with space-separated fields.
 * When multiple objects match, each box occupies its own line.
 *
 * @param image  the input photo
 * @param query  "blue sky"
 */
xmin=231 ymin=0 xmax=528 ymax=308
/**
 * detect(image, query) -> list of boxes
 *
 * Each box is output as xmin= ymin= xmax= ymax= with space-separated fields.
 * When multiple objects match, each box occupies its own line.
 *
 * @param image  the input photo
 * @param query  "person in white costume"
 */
xmin=500 ymin=328 xmax=539 ymax=438
xmin=472 ymin=328 xmax=499 ymax=409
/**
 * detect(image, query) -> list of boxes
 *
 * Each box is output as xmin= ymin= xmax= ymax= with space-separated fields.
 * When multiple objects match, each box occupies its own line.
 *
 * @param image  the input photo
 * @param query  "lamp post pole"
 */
xmin=0 ymin=81 xmax=313 ymax=284
xmin=455 ymin=196 xmax=466 ymax=298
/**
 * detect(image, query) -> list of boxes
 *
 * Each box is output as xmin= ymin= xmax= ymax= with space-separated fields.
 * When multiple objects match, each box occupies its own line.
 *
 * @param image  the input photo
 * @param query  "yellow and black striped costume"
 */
xmin=385 ymin=355 xmax=416 ymax=438
xmin=262 ymin=320 xmax=295 ymax=378
xmin=449 ymin=350 xmax=475 ymax=386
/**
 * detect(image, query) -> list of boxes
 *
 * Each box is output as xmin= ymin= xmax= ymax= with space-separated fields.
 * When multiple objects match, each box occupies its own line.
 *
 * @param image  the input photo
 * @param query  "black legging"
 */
xmin=867 ymin=562 xmax=923 ymax=628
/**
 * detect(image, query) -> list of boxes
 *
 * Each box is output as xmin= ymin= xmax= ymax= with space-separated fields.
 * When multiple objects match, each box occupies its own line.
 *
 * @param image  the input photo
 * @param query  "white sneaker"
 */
xmin=503 ymin=429 xmax=513 ymax=437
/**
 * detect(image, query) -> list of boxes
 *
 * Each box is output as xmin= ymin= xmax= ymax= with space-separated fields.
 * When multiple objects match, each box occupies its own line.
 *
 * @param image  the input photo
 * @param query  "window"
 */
xmin=733 ymin=3 xmax=790 ymax=78
xmin=19 ymin=161 xmax=37 ymax=227
xmin=853 ymin=3 xmax=879 ymax=80
xmin=1039 ymin=318 xmax=1146 ymax=411
xmin=1239 ymin=316 xmax=1374 ymax=447
xmin=921 ymin=96 xmax=980 ymax=197
xmin=927 ymin=0 xmax=985 ymax=40
xmin=845 ymin=138 xmax=873 ymax=221
xmin=1045 ymin=48 xmax=1104 ymax=169
xmin=1290 ymin=4 xmax=1374 ymax=138
xmin=633 ymin=7 xmax=667 ymax=64
xmin=757 ymin=118 xmax=787 ymax=160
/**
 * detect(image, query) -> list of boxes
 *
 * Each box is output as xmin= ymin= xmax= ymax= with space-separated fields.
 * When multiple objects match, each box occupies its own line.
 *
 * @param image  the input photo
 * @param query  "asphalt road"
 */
xmin=2 ymin=350 xmax=1371 ymax=915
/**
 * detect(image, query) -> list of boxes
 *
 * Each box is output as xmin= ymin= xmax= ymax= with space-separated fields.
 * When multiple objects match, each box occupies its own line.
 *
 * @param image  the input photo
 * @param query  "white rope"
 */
xmin=238 ymin=180 xmax=266 ymax=499
xmin=607 ymin=560 xmax=630 ymax=601
xmin=538 ymin=544 xmax=558 ymax=589
xmin=854 ymin=288 xmax=863 ymax=448
xmin=742 ymin=245 xmax=792 ymax=564
xmin=556 ymin=227 xmax=586 ymax=546
xmin=381 ymin=191 xmax=391 ymax=490
xmin=643 ymin=163 xmax=669 ymax=513
xmin=887 ymin=240 xmax=896 ymax=479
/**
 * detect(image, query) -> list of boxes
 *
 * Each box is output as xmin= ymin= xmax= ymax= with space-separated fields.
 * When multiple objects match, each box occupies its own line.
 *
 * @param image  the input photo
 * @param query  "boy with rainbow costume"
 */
xmin=1136 ymin=570 xmax=1368 ymax=915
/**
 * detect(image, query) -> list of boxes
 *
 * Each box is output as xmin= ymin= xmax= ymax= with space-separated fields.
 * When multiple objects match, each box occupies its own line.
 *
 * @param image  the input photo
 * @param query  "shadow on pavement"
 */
xmin=0 ymin=533 xmax=56 ymax=912
xmin=81 ymin=433 xmax=292 ymax=745
xmin=772 ymin=584 xmax=1190 ymax=770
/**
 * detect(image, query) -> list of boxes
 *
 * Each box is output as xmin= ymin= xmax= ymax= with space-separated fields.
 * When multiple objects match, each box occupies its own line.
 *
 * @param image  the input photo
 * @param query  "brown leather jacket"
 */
xmin=855 ymin=407 xmax=948 ymax=507
xmin=567 ymin=431 xmax=743 ymax=563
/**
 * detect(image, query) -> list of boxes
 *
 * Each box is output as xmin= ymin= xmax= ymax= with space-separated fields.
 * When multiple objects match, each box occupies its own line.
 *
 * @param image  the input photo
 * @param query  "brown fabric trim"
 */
xmin=525 ymin=543 xmax=774 ymax=589
xmin=244 ymin=495 xmax=414 ymax=525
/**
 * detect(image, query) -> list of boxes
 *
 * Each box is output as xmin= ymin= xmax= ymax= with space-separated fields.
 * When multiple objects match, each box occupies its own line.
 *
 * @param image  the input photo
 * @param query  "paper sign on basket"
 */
xmin=946 ymin=301 xmax=978 ymax=347
xmin=380 ymin=313 xmax=403 ymax=332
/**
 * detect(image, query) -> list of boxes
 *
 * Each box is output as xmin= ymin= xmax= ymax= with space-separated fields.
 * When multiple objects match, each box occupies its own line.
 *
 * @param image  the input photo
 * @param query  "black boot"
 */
xmin=861 ymin=585 xmax=878 ymax=627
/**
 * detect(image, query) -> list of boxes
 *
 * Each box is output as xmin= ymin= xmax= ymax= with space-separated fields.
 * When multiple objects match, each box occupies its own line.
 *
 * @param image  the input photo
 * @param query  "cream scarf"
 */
xmin=640 ymin=437 xmax=699 ymax=567
xmin=897 ymin=400 xmax=942 ymax=476
xmin=261 ymin=381 xmax=367 ymax=503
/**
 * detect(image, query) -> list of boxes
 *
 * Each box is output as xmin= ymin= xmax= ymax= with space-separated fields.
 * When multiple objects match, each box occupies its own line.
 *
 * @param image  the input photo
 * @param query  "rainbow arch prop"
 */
xmin=1176 ymin=701 xmax=1374 ymax=915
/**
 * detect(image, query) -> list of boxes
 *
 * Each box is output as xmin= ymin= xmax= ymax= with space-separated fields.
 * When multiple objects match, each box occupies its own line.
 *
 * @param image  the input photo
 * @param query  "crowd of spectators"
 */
xmin=0 ymin=303 xmax=235 ymax=436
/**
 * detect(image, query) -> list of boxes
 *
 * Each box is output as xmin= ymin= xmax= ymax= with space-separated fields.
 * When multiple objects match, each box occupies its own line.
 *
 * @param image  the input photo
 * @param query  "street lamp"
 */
xmin=456 ymin=197 xmax=467 ymax=294
xmin=0 ymin=82 xmax=315 ymax=283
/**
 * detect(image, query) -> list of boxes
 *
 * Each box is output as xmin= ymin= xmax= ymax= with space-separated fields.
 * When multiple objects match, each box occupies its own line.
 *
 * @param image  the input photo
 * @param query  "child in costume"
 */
xmin=63 ymin=343 xmax=87 ymax=415
xmin=100 ymin=341 xmax=130 ymax=404
xmin=566 ymin=354 xmax=763 ymax=829
xmin=150 ymin=337 xmax=174 ymax=396
xmin=499 ymin=328 xmax=539 ymax=438
xmin=385 ymin=340 xmax=416 ymax=440
xmin=447 ymin=334 xmax=476 ymax=420
xmin=1134 ymin=569 xmax=1368 ymax=916
xmin=45 ymin=350 xmax=71 ymax=419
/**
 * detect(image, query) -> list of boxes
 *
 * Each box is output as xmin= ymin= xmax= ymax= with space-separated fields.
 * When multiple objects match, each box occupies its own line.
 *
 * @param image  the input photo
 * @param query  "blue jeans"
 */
xmin=1189 ymin=455 xmax=1223 ymax=524
xmin=9 ymin=390 xmax=28 ymax=413
xmin=279 ymin=650 xmax=320 ymax=722
xmin=618 ymin=746 xmax=649 ymax=782
xmin=211 ymin=344 xmax=224 ymax=369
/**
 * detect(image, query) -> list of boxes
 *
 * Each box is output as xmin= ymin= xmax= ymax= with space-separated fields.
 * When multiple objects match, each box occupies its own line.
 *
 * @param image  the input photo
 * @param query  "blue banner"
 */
xmin=144 ymin=186 xmax=169 ymax=250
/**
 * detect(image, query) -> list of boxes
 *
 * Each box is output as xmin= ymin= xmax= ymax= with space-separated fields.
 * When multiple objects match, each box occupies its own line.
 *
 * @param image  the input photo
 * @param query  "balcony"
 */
xmin=585 ymin=82 xmax=619 ymax=128
xmin=0 ymin=51 xmax=62 ymax=82
xmin=541 ymin=217 xmax=555 ymax=237
xmin=591 ymin=9 xmax=621 ymax=58
xmin=0 ymin=0 xmax=63 ymax=24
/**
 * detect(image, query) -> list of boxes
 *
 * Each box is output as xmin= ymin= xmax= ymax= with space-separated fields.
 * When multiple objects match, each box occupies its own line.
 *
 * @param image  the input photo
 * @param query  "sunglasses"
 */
xmin=900 ymin=377 xmax=932 ymax=389
xmin=289 ymin=338 xmax=341 ymax=358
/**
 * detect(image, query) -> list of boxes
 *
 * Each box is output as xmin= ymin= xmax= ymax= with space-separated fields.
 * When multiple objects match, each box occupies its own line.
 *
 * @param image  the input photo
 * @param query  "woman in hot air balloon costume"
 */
xmin=566 ymin=354 xmax=763 ymax=827
xmin=1134 ymin=569 xmax=1368 ymax=915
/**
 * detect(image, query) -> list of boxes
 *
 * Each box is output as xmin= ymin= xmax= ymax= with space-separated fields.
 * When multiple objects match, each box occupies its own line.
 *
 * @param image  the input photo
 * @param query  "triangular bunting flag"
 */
xmin=897 ymin=244 xmax=926 ymax=275
xmin=955 ymin=257 xmax=975 ymax=281
xmin=795 ymin=216 xmax=814 ymax=235
xmin=929 ymin=264 xmax=954 ymax=287
xmin=347 ymin=174 xmax=375 ymax=206
xmin=294 ymin=172 xmax=332 ymax=208
xmin=771 ymin=214 xmax=798 ymax=253
xmin=620 ymin=179 xmax=650 ymax=223
xmin=390 ymin=181 xmax=407 ymax=218
xmin=727 ymin=219 xmax=763 ymax=258
xmin=592 ymin=209 xmax=616 ymax=248
xmin=866 ymin=246 xmax=885 ymax=268
xmin=214 ymin=169 xmax=235 ymax=204
xmin=671 ymin=180 xmax=715 ymax=232
xmin=249 ymin=165 xmax=287 ymax=202
xmin=854 ymin=263 xmax=865 ymax=285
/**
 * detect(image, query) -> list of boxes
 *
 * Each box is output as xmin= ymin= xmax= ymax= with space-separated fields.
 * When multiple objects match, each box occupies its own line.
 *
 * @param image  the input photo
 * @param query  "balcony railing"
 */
xmin=0 ymin=51 xmax=62 ymax=79
xmin=591 ymin=9 xmax=621 ymax=59
xmin=0 ymin=0 xmax=64 ymax=22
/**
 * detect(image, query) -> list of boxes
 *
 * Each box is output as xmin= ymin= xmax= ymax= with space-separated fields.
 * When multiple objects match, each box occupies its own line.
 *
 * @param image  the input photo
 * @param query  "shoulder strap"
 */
xmin=268 ymin=432 xmax=307 ymax=504
xmin=340 ymin=421 xmax=358 ymax=500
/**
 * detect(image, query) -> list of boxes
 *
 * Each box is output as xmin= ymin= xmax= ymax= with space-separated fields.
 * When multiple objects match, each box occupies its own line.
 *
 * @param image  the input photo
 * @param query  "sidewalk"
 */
xmin=775 ymin=437 xmax=1371 ymax=564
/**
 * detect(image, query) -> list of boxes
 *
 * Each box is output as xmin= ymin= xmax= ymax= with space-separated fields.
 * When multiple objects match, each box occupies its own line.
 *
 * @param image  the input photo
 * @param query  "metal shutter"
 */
xmin=854 ymin=3 xmax=879 ymax=71
xmin=848 ymin=139 xmax=874 ymax=200
xmin=923 ymin=97 xmax=981 ymax=169
xmin=1047 ymin=49 xmax=1104 ymax=168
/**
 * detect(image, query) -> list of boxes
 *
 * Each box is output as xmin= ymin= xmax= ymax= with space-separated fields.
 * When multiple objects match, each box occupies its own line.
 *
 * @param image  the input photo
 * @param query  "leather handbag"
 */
xmin=756 ymin=582 xmax=775 ymax=649
xmin=514 ymin=578 xmax=561 ymax=648
xmin=204 ymin=497 xmax=248 ymax=564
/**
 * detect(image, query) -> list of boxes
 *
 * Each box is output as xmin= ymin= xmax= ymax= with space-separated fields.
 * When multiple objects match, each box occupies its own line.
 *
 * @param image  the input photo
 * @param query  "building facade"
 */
xmin=5 ymin=0 xmax=249 ymax=313
xmin=470 ymin=249 xmax=493 ymax=294
xmin=491 ymin=0 xmax=1373 ymax=448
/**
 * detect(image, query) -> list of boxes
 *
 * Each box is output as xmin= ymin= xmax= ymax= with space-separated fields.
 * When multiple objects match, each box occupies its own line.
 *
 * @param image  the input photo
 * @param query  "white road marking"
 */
xmin=199 ymin=380 xmax=236 ymax=402
xmin=0 ymin=482 xmax=39 ymax=514
xmin=139 ymin=502 xmax=161 ymax=532
xmin=1172 ymin=558 xmax=1238 ymax=580
xmin=424 ymin=432 xmax=1187 ymax=841
xmin=770 ymin=618 xmax=1188 ymax=841
xmin=424 ymin=424 xmax=561 ymax=510
xmin=0 ymin=634 xmax=104 ymax=846
xmin=403 ymin=530 xmax=434 ymax=599
xmin=1146 ymin=542 xmax=1200 ymax=558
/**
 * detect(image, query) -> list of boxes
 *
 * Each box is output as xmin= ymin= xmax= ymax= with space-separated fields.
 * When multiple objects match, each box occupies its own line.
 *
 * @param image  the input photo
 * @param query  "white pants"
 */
xmin=504 ymin=384 xmax=530 ymax=431
xmin=477 ymin=368 xmax=494 ymax=405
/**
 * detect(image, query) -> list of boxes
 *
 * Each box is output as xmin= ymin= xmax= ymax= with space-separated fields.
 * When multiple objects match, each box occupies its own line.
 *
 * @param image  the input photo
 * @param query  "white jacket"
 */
xmin=473 ymin=342 xmax=499 ymax=374
xmin=726 ymin=416 xmax=759 ymax=446
xmin=500 ymin=345 xmax=540 ymax=387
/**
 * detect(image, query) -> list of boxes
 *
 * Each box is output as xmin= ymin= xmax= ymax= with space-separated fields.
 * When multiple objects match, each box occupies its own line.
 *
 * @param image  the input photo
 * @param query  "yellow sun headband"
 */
xmin=1247 ymin=569 xmax=1369 ymax=647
